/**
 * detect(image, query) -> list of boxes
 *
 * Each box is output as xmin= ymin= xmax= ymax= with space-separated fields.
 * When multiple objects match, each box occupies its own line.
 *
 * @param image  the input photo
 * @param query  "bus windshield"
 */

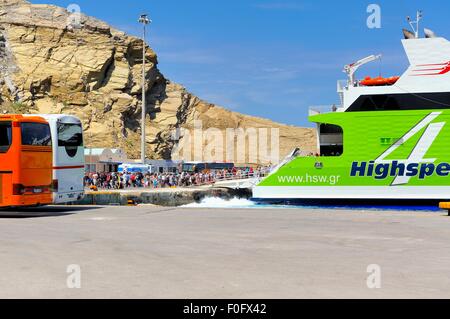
xmin=0 ymin=122 xmax=12 ymax=153
xmin=182 ymin=164 xmax=199 ymax=173
xmin=182 ymin=163 xmax=234 ymax=173
xmin=58 ymin=123 xmax=83 ymax=147
xmin=21 ymin=122 xmax=52 ymax=146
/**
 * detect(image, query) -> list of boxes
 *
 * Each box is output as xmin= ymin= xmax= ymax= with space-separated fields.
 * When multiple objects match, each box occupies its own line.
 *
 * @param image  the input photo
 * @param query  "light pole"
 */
xmin=139 ymin=14 xmax=151 ymax=164
xmin=89 ymin=132 xmax=93 ymax=173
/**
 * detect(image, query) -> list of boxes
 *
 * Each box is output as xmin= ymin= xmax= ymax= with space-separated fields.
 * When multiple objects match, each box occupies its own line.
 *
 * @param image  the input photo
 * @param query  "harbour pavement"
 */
xmin=0 ymin=205 xmax=449 ymax=298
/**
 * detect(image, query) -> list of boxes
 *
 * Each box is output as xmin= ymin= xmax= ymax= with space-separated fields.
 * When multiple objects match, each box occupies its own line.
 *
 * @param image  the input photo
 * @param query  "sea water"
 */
xmin=182 ymin=197 xmax=440 ymax=212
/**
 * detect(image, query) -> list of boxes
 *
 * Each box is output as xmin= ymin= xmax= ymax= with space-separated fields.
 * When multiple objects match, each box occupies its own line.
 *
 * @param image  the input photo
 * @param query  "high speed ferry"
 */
xmin=253 ymin=15 xmax=450 ymax=205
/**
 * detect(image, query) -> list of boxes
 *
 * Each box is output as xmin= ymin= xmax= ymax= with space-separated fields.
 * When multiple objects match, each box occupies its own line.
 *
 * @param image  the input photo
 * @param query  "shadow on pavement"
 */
xmin=0 ymin=206 xmax=102 ymax=219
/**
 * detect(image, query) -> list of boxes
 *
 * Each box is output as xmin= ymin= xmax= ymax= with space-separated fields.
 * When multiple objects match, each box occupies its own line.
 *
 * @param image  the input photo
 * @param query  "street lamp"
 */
xmin=138 ymin=14 xmax=151 ymax=164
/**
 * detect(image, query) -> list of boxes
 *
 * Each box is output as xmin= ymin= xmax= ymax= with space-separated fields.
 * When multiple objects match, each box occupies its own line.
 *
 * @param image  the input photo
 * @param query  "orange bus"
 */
xmin=0 ymin=115 xmax=53 ymax=207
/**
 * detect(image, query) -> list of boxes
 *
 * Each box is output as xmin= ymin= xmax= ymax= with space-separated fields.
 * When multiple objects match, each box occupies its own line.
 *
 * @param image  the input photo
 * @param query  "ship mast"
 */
xmin=407 ymin=10 xmax=423 ymax=39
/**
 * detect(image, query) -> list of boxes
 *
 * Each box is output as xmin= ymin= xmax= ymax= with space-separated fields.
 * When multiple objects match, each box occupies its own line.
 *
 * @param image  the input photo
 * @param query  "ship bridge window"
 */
xmin=358 ymin=95 xmax=400 ymax=111
xmin=318 ymin=124 xmax=343 ymax=157
xmin=347 ymin=92 xmax=450 ymax=112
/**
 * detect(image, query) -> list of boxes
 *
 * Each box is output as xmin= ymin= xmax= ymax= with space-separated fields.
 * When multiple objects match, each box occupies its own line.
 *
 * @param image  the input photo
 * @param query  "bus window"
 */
xmin=208 ymin=163 xmax=234 ymax=171
xmin=182 ymin=163 xmax=233 ymax=173
xmin=21 ymin=122 xmax=52 ymax=146
xmin=58 ymin=123 xmax=83 ymax=158
xmin=182 ymin=164 xmax=196 ymax=173
xmin=0 ymin=122 xmax=12 ymax=153
xmin=57 ymin=123 xmax=83 ymax=147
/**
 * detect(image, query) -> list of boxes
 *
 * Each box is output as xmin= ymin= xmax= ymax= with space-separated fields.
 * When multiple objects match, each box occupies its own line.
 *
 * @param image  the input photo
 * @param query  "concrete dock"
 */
xmin=0 ymin=205 xmax=449 ymax=298
xmin=79 ymin=187 xmax=250 ymax=206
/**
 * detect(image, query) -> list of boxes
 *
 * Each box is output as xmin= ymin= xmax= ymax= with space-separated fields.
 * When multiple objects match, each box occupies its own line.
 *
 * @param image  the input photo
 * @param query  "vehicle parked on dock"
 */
xmin=0 ymin=115 xmax=53 ymax=208
xmin=26 ymin=114 xmax=85 ymax=204
xmin=182 ymin=162 xmax=234 ymax=174
xmin=118 ymin=163 xmax=152 ymax=174
xmin=40 ymin=115 xmax=85 ymax=204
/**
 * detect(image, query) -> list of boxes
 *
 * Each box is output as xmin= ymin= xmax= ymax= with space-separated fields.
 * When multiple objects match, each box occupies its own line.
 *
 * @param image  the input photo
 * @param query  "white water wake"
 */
xmin=182 ymin=197 xmax=258 ymax=209
xmin=182 ymin=197 xmax=303 ymax=209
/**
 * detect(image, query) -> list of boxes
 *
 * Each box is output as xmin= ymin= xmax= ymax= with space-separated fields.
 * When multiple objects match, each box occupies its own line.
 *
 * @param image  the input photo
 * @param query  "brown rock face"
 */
xmin=0 ymin=0 xmax=317 ymax=164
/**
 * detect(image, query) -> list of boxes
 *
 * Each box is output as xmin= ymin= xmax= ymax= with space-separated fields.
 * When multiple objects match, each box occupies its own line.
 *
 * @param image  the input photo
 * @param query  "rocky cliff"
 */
xmin=0 ymin=0 xmax=317 ymax=163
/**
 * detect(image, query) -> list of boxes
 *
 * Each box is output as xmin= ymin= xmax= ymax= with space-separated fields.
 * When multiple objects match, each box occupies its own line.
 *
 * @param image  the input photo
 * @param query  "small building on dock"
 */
xmin=84 ymin=148 xmax=128 ymax=173
xmin=85 ymin=148 xmax=183 ymax=174
xmin=147 ymin=160 xmax=182 ymax=174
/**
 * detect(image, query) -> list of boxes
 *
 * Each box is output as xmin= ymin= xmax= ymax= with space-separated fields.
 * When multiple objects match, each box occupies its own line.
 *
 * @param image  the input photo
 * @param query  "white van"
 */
xmin=118 ymin=163 xmax=152 ymax=174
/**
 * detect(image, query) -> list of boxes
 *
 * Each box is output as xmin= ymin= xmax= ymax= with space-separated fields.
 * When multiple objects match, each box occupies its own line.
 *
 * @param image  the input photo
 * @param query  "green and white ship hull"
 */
xmin=253 ymin=23 xmax=450 ymax=205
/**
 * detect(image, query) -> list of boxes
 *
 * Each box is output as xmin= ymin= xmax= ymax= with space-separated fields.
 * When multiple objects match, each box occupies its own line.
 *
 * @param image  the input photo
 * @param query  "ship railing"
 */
xmin=188 ymin=171 xmax=271 ymax=188
xmin=337 ymin=79 xmax=350 ymax=92
xmin=309 ymin=105 xmax=342 ymax=116
xmin=216 ymin=171 xmax=270 ymax=181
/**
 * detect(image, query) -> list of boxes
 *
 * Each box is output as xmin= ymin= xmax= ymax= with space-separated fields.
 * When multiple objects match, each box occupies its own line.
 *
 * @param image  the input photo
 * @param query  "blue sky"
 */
xmin=31 ymin=0 xmax=450 ymax=127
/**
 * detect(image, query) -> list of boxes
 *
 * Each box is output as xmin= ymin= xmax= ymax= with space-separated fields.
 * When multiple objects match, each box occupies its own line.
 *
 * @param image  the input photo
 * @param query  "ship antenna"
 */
xmin=407 ymin=10 xmax=423 ymax=39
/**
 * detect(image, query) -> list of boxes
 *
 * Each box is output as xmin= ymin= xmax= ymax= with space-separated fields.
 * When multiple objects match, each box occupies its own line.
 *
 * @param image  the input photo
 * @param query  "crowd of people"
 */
xmin=84 ymin=166 xmax=271 ymax=190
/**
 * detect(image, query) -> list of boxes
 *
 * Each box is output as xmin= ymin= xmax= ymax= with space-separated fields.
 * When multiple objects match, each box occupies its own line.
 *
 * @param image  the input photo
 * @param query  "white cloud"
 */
xmin=158 ymin=50 xmax=224 ymax=65
xmin=198 ymin=92 xmax=242 ymax=110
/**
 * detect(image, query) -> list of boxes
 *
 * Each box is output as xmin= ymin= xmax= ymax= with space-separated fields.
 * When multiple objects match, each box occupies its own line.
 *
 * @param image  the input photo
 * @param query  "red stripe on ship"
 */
xmin=53 ymin=165 xmax=85 ymax=170
xmin=411 ymin=61 xmax=450 ymax=76
xmin=412 ymin=68 xmax=446 ymax=72
xmin=416 ymin=63 xmax=449 ymax=66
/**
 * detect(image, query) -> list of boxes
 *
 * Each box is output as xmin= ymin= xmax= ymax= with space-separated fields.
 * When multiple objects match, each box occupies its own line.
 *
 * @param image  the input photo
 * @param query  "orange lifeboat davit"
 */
xmin=360 ymin=76 xmax=400 ymax=86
